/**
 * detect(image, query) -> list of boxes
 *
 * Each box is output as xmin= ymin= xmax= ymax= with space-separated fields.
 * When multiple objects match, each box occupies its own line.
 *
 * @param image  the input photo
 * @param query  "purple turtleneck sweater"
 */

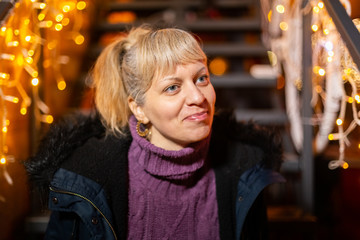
xmin=127 ymin=116 xmax=220 ymax=240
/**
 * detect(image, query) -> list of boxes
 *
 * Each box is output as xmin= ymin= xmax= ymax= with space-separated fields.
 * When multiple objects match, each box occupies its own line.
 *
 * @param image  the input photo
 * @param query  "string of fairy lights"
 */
xmin=261 ymin=0 xmax=360 ymax=169
xmin=0 ymin=0 xmax=88 ymax=195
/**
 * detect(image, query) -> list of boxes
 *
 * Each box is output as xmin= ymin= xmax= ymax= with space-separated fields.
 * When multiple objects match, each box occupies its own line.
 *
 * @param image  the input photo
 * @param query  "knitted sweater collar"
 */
xmin=128 ymin=115 xmax=210 ymax=180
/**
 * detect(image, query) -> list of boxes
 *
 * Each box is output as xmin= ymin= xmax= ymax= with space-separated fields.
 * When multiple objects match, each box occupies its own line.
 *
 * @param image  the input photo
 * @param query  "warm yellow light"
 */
xmin=32 ymin=71 xmax=38 ymax=78
xmin=0 ymin=157 xmax=6 ymax=164
xmin=46 ymin=21 xmax=53 ymax=28
xmin=24 ymin=19 xmax=30 ymax=25
xmin=355 ymin=95 xmax=360 ymax=102
xmin=74 ymin=34 xmax=85 ymax=45
xmin=7 ymin=41 xmax=19 ymax=47
xmin=20 ymin=107 xmax=27 ymax=115
xmin=63 ymin=5 xmax=71 ymax=12
xmin=318 ymin=2 xmax=324 ymax=8
xmin=327 ymin=57 xmax=333 ymax=62
xmin=25 ymin=35 xmax=32 ymax=42
xmin=323 ymin=28 xmax=330 ymax=35
xmin=77 ymin=1 xmax=87 ymax=10
xmin=14 ymin=29 xmax=19 ymax=35
xmin=336 ymin=118 xmax=343 ymax=126
xmin=28 ymin=50 xmax=35 ymax=56
xmin=279 ymin=22 xmax=288 ymax=31
xmin=328 ymin=134 xmax=334 ymax=140
xmin=5 ymin=120 xmax=10 ymax=126
xmin=342 ymin=162 xmax=349 ymax=169
xmin=348 ymin=97 xmax=354 ymax=103
xmin=313 ymin=6 xmax=320 ymax=13
xmin=328 ymin=51 xmax=334 ymax=57
xmin=57 ymin=80 xmax=66 ymax=90
xmin=12 ymin=97 xmax=19 ymax=103
xmin=0 ymin=73 xmax=10 ymax=80
xmin=2 ymin=127 xmax=8 ymax=133
xmin=38 ymin=13 xmax=45 ymax=21
xmin=1 ymin=54 xmax=16 ymax=61
xmin=276 ymin=4 xmax=285 ymax=14
xmin=55 ymin=23 xmax=63 ymax=31
xmin=311 ymin=24 xmax=319 ymax=32
xmin=31 ymin=78 xmax=39 ymax=86
xmin=268 ymin=10 xmax=272 ymax=22
xmin=45 ymin=115 xmax=54 ymax=124
xmin=62 ymin=18 xmax=70 ymax=26
xmin=39 ymin=3 xmax=46 ymax=9
xmin=25 ymin=57 xmax=33 ymax=64
xmin=209 ymin=57 xmax=228 ymax=76
xmin=318 ymin=68 xmax=326 ymax=76
xmin=1 ymin=27 xmax=6 ymax=32
xmin=55 ymin=14 xmax=64 ymax=22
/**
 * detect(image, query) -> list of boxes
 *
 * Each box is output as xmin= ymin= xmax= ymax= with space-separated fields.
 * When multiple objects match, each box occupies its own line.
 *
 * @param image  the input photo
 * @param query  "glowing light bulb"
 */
xmin=31 ymin=78 xmax=39 ymax=86
xmin=327 ymin=57 xmax=333 ymax=62
xmin=0 ymin=157 xmax=6 ymax=164
xmin=7 ymin=41 xmax=19 ymax=47
xmin=63 ymin=5 xmax=71 ymax=12
xmin=28 ymin=50 xmax=35 ymax=57
xmin=0 ymin=73 xmax=10 ymax=80
xmin=62 ymin=18 xmax=70 ymax=26
xmin=55 ymin=14 xmax=64 ymax=22
xmin=74 ymin=34 xmax=85 ymax=45
xmin=313 ymin=6 xmax=320 ymax=13
xmin=336 ymin=118 xmax=343 ymax=126
xmin=45 ymin=115 xmax=54 ymax=124
xmin=318 ymin=2 xmax=324 ymax=8
xmin=279 ymin=22 xmax=288 ymax=31
xmin=323 ymin=28 xmax=330 ymax=35
xmin=57 ymin=80 xmax=66 ymax=90
xmin=2 ymin=127 xmax=8 ymax=133
xmin=55 ymin=23 xmax=63 ymax=31
xmin=355 ymin=95 xmax=360 ymax=103
xmin=39 ymin=3 xmax=46 ymax=9
xmin=311 ymin=24 xmax=319 ymax=32
xmin=25 ymin=57 xmax=33 ymax=64
xmin=325 ymin=41 xmax=333 ymax=51
xmin=328 ymin=134 xmax=334 ymax=140
xmin=25 ymin=35 xmax=32 ymax=42
xmin=31 ymin=71 xmax=38 ymax=78
xmin=24 ymin=19 xmax=30 ymax=25
xmin=328 ymin=51 xmax=334 ymax=57
xmin=38 ymin=13 xmax=45 ymax=21
xmin=276 ymin=4 xmax=285 ymax=14
xmin=20 ymin=107 xmax=27 ymax=115
xmin=12 ymin=97 xmax=19 ymax=103
xmin=77 ymin=1 xmax=87 ymax=10
xmin=318 ymin=68 xmax=326 ymax=76
xmin=348 ymin=97 xmax=354 ymax=103
xmin=342 ymin=162 xmax=349 ymax=169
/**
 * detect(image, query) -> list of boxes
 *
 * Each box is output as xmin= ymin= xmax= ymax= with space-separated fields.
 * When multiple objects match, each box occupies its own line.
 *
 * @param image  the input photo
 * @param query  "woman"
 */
xmin=26 ymin=25 xmax=284 ymax=240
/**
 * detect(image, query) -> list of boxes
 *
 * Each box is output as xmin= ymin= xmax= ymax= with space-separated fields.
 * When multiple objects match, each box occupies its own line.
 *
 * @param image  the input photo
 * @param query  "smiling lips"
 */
xmin=185 ymin=111 xmax=209 ymax=121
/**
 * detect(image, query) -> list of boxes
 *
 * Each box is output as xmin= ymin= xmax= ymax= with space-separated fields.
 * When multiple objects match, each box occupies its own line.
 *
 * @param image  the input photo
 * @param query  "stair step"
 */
xmin=235 ymin=109 xmax=288 ymax=125
xmin=211 ymin=73 xmax=276 ymax=88
xmin=204 ymin=43 xmax=267 ymax=56
xmin=96 ymin=18 xmax=261 ymax=33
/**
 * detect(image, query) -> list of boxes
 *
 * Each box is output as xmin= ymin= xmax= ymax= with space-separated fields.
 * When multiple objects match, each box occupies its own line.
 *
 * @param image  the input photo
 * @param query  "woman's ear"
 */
xmin=128 ymin=97 xmax=150 ymax=124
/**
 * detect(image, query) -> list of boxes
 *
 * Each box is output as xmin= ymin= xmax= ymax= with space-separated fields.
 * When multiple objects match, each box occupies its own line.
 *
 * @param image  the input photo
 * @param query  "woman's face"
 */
xmin=131 ymin=61 xmax=216 ymax=150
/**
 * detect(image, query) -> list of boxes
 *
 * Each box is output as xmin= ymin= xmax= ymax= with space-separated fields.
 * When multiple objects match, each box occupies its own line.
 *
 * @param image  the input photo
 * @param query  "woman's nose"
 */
xmin=185 ymin=83 xmax=205 ymax=105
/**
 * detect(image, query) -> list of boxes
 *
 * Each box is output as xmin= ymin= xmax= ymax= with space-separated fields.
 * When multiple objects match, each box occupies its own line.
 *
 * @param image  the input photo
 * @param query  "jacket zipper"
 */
xmin=49 ymin=186 xmax=118 ymax=240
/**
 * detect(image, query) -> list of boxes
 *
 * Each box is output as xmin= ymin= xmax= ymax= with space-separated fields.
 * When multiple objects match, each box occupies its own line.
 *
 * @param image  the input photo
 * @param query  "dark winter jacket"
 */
xmin=25 ymin=110 xmax=285 ymax=240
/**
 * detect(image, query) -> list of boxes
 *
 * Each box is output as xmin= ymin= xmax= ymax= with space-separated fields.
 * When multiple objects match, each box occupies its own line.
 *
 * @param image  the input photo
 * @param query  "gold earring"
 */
xmin=136 ymin=120 xmax=149 ymax=138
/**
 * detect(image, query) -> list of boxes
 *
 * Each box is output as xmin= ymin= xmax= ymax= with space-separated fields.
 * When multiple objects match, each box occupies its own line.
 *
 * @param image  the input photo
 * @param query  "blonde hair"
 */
xmin=91 ymin=25 xmax=207 ymax=135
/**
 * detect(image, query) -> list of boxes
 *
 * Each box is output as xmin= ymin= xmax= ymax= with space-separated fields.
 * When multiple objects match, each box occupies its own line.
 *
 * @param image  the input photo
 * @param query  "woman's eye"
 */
xmin=196 ymin=75 xmax=209 ymax=84
xmin=165 ymin=85 xmax=179 ymax=92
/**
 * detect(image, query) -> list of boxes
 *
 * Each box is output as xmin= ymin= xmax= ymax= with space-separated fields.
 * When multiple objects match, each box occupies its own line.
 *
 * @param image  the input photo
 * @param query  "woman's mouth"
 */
xmin=185 ymin=111 xmax=209 ymax=121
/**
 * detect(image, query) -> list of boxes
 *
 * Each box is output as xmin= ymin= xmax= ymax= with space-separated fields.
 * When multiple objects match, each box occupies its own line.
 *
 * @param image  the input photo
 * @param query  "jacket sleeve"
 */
xmin=45 ymin=211 xmax=92 ymax=240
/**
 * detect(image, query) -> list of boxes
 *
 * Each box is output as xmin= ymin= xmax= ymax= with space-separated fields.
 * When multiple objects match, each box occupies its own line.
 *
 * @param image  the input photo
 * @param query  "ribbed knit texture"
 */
xmin=127 ymin=116 xmax=220 ymax=240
